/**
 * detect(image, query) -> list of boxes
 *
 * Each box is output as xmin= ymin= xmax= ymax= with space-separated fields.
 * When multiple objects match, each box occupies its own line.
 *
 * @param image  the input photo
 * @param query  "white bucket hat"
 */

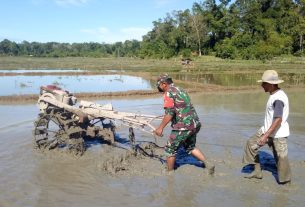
xmin=257 ymin=70 xmax=284 ymax=84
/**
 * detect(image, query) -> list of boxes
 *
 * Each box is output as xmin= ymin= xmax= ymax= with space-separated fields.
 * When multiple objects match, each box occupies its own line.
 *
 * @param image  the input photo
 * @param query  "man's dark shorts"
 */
xmin=164 ymin=126 xmax=201 ymax=157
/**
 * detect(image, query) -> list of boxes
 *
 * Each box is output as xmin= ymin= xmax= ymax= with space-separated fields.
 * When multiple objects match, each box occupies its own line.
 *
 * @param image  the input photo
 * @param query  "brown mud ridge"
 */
xmin=35 ymin=140 xmax=166 ymax=176
xmin=0 ymin=85 xmax=262 ymax=104
xmin=101 ymin=142 xmax=165 ymax=176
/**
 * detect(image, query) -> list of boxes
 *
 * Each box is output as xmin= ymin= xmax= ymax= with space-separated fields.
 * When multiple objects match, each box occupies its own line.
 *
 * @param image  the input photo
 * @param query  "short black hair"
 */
xmin=164 ymin=78 xmax=173 ymax=84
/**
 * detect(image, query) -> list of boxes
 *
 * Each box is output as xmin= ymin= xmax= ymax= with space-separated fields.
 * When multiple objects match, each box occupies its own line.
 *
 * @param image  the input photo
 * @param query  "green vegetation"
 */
xmin=0 ymin=0 xmax=305 ymax=60
xmin=1 ymin=56 xmax=304 ymax=75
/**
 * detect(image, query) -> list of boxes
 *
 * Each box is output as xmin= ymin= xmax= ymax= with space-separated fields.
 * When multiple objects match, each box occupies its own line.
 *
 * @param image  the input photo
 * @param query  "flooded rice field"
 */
xmin=172 ymin=72 xmax=305 ymax=87
xmin=1 ymin=69 xmax=305 ymax=96
xmin=0 ymin=89 xmax=304 ymax=207
xmin=0 ymin=69 xmax=86 ymax=73
xmin=0 ymin=75 xmax=152 ymax=96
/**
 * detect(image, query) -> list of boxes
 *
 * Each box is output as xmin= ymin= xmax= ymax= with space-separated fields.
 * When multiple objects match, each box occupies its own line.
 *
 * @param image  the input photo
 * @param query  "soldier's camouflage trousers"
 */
xmin=164 ymin=126 xmax=200 ymax=157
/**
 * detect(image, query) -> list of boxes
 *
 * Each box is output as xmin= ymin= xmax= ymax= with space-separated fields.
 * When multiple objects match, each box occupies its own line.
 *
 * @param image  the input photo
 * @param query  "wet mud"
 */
xmin=1 ymin=90 xmax=305 ymax=207
xmin=100 ymin=142 xmax=165 ymax=176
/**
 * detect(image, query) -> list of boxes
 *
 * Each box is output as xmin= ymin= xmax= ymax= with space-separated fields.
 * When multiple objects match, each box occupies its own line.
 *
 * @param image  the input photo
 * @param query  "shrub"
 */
xmin=215 ymin=39 xmax=237 ymax=59
xmin=179 ymin=48 xmax=192 ymax=59
xmin=294 ymin=50 xmax=304 ymax=57
xmin=253 ymin=43 xmax=276 ymax=60
xmin=240 ymin=47 xmax=256 ymax=60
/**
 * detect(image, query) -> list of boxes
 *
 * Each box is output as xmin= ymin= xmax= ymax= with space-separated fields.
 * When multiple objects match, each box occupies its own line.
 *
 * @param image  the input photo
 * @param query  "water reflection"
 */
xmin=172 ymin=73 xmax=305 ymax=87
xmin=0 ymin=69 xmax=86 ymax=73
xmin=0 ymin=75 xmax=152 ymax=96
xmin=1 ymin=70 xmax=305 ymax=96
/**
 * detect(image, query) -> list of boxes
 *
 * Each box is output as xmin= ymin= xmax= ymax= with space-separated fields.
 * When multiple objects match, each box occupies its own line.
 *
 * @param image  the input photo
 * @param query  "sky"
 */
xmin=0 ymin=0 xmax=198 ymax=44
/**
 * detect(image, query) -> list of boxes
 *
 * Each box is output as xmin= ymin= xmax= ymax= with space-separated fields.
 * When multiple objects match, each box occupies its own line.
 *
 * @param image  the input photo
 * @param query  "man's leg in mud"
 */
xmin=243 ymin=134 xmax=263 ymax=179
xmin=164 ymin=130 xmax=182 ymax=171
xmin=167 ymin=156 xmax=176 ymax=171
xmin=271 ymin=137 xmax=291 ymax=184
xmin=191 ymin=147 xmax=215 ymax=175
xmin=184 ymin=128 xmax=215 ymax=175
xmin=244 ymin=156 xmax=263 ymax=179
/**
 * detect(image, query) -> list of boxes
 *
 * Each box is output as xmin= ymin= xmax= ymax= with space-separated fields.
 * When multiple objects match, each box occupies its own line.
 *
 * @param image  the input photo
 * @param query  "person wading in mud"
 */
xmin=242 ymin=70 xmax=291 ymax=184
xmin=154 ymin=74 xmax=215 ymax=174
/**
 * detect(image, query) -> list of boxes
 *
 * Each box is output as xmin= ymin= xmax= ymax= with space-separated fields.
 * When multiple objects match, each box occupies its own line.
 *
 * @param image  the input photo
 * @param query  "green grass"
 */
xmin=0 ymin=56 xmax=304 ymax=74
xmin=0 ymin=56 xmax=304 ymax=104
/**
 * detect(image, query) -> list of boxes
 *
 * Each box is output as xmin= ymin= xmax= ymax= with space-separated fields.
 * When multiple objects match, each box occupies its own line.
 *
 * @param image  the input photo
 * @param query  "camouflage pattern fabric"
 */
xmin=156 ymin=73 xmax=172 ymax=87
xmin=164 ymin=84 xmax=200 ymax=131
xmin=164 ymin=126 xmax=200 ymax=157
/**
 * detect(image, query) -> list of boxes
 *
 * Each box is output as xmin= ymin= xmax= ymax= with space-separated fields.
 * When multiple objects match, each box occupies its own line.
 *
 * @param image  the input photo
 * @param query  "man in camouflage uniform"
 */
xmin=154 ymin=74 xmax=215 ymax=174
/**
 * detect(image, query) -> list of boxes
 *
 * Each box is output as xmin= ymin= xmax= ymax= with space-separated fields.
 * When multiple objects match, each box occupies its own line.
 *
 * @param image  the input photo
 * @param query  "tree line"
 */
xmin=0 ymin=40 xmax=140 ymax=58
xmin=1 ymin=0 xmax=304 ymax=60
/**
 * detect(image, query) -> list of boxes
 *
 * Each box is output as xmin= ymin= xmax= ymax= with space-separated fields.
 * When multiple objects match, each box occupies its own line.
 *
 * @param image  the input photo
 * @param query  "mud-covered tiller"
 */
xmin=33 ymin=85 xmax=162 ymax=155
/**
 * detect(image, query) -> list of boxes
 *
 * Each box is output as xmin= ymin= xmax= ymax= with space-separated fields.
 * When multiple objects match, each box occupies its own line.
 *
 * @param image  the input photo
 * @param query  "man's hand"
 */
xmin=154 ymin=127 xmax=163 ymax=137
xmin=258 ymin=135 xmax=268 ymax=146
xmin=258 ymin=117 xmax=282 ymax=146
xmin=154 ymin=114 xmax=172 ymax=137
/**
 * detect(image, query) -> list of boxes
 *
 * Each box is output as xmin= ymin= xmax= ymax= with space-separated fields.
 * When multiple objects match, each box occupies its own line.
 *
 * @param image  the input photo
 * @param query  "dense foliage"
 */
xmin=1 ymin=0 xmax=304 ymax=60
xmin=0 ymin=39 xmax=141 ymax=58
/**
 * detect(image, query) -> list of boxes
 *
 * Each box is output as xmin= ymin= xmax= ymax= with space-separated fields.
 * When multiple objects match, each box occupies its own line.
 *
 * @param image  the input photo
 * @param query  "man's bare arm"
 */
xmin=258 ymin=117 xmax=282 ymax=146
xmin=154 ymin=114 xmax=173 ymax=136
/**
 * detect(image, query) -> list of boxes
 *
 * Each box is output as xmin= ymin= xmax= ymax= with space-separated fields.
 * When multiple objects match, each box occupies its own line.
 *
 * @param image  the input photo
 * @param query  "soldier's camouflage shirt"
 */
xmin=163 ymin=84 xmax=201 ymax=130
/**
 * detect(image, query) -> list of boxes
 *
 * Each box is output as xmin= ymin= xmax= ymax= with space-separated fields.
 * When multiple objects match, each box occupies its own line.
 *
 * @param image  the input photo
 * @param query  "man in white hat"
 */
xmin=242 ymin=70 xmax=291 ymax=184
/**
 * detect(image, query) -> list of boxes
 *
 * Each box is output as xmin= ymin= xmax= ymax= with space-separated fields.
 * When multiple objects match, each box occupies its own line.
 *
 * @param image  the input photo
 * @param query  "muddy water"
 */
xmin=172 ymin=72 xmax=305 ymax=87
xmin=0 ymin=69 xmax=86 ymax=73
xmin=0 ymin=89 xmax=305 ymax=207
xmin=0 ymin=75 xmax=152 ymax=96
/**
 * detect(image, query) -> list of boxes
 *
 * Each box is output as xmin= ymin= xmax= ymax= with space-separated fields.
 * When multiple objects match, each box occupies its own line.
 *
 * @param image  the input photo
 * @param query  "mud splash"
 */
xmin=101 ymin=142 xmax=165 ymax=175
xmin=34 ymin=138 xmax=166 ymax=176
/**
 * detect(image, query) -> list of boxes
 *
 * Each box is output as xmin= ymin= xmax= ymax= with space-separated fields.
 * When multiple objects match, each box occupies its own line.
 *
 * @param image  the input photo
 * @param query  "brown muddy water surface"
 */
xmin=1 ymin=70 xmax=305 ymax=96
xmin=0 ymin=89 xmax=305 ymax=207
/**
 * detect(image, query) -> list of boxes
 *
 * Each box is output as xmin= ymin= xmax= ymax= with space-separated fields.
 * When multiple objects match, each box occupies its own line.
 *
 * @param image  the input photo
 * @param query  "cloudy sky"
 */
xmin=0 ymin=0 xmax=197 ymax=43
